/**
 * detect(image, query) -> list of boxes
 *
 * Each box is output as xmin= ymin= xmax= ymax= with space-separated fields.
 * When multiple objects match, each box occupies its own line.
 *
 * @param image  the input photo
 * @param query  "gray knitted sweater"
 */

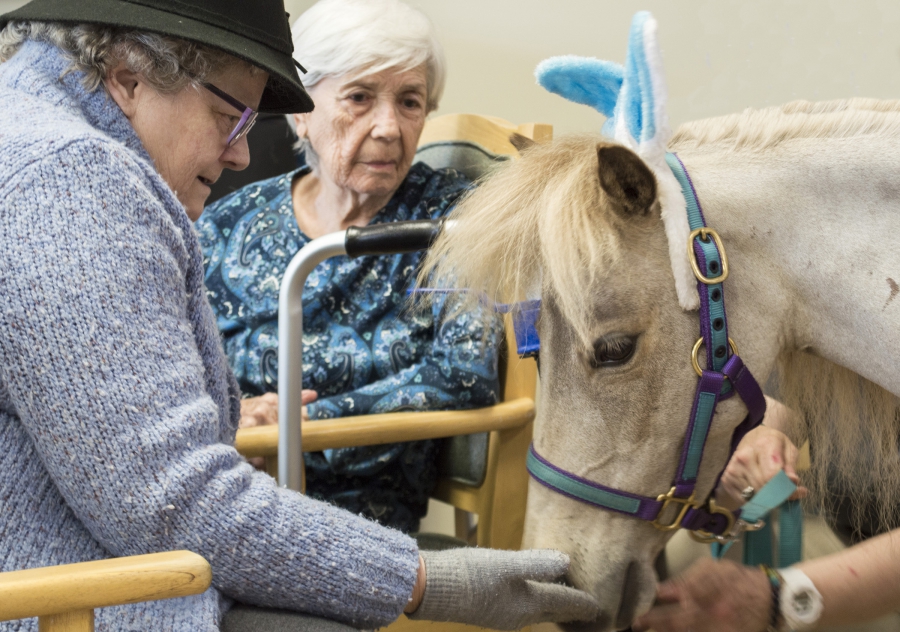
xmin=0 ymin=40 xmax=418 ymax=631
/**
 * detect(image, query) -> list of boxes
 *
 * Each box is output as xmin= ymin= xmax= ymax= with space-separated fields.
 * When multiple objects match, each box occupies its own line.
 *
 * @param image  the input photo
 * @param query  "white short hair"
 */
xmin=291 ymin=0 xmax=446 ymax=112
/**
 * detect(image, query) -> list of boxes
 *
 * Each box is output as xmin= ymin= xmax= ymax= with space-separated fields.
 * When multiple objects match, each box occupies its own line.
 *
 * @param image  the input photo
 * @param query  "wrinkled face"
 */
xmin=521 ymin=148 xmax=753 ymax=631
xmin=295 ymin=65 xmax=428 ymax=197
xmin=119 ymin=63 xmax=268 ymax=220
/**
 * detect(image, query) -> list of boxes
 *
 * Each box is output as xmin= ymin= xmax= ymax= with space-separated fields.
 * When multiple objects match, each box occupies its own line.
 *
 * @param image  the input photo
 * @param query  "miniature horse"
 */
xmin=420 ymin=98 xmax=900 ymax=631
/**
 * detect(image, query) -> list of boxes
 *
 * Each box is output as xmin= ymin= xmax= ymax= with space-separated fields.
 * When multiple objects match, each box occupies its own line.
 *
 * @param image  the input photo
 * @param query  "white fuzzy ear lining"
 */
xmin=625 ymin=15 xmax=699 ymax=311
xmin=655 ymin=166 xmax=699 ymax=310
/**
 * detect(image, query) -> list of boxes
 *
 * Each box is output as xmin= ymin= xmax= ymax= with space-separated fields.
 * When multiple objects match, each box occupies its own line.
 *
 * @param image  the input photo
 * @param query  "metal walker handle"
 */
xmin=276 ymin=219 xmax=447 ymax=490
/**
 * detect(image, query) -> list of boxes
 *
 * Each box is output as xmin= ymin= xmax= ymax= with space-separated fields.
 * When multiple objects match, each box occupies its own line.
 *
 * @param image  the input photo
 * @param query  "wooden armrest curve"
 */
xmin=235 ymin=397 xmax=535 ymax=457
xmin=0 ymin=551 xmax=211 ymax=622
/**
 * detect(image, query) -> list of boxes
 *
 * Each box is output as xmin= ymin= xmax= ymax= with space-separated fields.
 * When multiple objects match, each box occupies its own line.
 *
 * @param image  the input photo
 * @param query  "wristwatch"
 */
xmin=778 ymin=567 xmax=824 ymax=631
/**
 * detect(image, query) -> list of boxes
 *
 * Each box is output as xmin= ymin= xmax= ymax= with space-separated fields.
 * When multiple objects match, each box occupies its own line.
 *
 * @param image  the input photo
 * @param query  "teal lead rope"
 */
xmin=711 ymin=470 xmax=803 ymax=566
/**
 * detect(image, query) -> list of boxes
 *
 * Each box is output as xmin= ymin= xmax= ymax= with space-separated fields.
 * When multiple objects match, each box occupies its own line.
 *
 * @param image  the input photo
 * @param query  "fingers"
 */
xmin=523 ymin=579 xmax=601 ymax=623
xmin=717 ymin=425 xmax=805 ymax=508
xmin=498 ymin=549 xmax=570 ymax=581
xmin=717 ymin=448 xmax=766 ymax=509
xmin=238 ymin=392 xmax=315 ymax=427
xmin=634 ymin=559 xmax=769 ymax=632
xmin=248 ymin=456 xmax=266 ymax=470
xmin=782 ymin=441 xmax=799 ymax=479
xmin=450 ymin=548 xmax=571 ymax=583
xmin=633 ymin=601 xmax=693 ymax=632
xmin=238 ymin=393 xmax=279 ymax=428
xmin=789 ymin=485 xmax=809 ymax=501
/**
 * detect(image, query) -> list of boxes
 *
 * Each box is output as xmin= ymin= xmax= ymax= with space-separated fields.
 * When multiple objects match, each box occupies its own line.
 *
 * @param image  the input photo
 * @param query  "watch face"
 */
xmin=792 ymin=589 xmax=815 ymax=617
xmin=781 ymin=568 xmax=824 ymax=628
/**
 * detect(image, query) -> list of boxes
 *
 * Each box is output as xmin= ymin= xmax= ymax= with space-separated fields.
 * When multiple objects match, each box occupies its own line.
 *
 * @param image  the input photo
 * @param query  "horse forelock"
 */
xmin=671 ymin=97 xmax=900 ymax=152
xmin=419 ymin=135 xmax=626 ymax=348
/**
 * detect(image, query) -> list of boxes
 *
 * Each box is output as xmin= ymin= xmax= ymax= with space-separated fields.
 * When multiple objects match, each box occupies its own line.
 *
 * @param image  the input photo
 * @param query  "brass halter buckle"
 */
xmin=688 ymin=499 xmax=741 ymax=544
xmin=687 ymin=227 xmax=730 ymax=284
xmin=652 ymin=487 xmax=700 ymax=531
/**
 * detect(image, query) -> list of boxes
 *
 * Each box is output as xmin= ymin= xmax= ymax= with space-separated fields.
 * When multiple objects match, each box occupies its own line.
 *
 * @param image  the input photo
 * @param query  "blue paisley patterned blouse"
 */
xmin=197 ymin=162 xmax=502 ymax=532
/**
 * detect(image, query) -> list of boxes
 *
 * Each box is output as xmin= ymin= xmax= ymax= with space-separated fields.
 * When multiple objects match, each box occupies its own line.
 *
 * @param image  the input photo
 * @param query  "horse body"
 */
xmin=421 ymin=99 xmax=900 ymax=631
xmin=682 ymin=135 xmax=900 ymax=394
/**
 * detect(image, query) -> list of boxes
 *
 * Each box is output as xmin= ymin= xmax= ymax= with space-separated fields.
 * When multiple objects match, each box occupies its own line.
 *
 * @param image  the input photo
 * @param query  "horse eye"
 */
xmin=589 ymin=335 xmax=636 ymax=368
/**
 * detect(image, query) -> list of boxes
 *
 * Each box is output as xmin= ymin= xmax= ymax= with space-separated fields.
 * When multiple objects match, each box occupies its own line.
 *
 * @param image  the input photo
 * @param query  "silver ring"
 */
xmin=740 ymin=486 xmax=755 ymax=501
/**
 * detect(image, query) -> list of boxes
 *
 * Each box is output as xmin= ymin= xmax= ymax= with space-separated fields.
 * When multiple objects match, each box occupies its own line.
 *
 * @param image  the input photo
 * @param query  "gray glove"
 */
xmin=407 ymin=548 xmax=600 ymax=630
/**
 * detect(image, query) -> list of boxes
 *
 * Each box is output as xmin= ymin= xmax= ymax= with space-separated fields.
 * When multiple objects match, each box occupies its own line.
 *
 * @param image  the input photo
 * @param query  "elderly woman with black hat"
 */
xmin=0 ymin=0 xmax=600 ymax=630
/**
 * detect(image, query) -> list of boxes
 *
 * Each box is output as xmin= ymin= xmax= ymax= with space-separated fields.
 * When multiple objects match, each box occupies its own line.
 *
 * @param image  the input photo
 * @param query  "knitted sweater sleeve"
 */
xmin=0 ymin=139 xmax=418 ymax=629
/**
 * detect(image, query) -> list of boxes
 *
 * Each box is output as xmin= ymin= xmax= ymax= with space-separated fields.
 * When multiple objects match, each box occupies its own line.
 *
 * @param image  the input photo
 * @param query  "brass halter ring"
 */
xmin=691 ymin=337 xmax=739 ymax=377
xmin=687 ymin=227 xmax=730 ymax=284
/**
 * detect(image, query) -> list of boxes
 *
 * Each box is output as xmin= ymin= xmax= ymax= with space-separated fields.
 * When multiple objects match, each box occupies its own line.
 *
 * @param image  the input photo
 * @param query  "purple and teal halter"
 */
xmin=525 ymin=153 xmax=768 ymax=542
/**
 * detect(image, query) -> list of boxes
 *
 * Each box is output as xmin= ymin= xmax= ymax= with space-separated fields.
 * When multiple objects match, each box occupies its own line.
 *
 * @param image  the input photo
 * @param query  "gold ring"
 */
xmin=687 ymin=228 xmax=729 ymax=284
xmin=691 ymin=337 xmax=739 ymax=377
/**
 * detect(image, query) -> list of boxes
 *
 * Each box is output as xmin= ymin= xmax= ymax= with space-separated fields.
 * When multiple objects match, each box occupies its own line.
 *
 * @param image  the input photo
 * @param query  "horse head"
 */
xmin=421 ymin=136 xmax=759 ymax=631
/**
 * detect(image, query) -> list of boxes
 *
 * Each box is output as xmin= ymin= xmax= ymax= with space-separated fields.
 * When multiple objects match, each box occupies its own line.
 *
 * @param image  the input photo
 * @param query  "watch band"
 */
xmin=760 ymin=565 xmax=782 ymax=632
xmin=778 ymin=567 xmax=824 ymax=631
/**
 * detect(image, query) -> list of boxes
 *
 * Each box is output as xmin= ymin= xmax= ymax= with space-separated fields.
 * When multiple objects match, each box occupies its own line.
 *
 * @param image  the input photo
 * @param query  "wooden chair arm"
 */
xmin=234 ymin=397 xmax=535 ymax=457
xmin=0 ymin=551 xmax=211 ymax=622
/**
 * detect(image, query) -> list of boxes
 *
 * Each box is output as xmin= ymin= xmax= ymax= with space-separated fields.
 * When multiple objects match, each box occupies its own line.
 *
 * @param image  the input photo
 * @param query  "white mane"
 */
xmin=672 ymin=98 xmax=900 ymax=152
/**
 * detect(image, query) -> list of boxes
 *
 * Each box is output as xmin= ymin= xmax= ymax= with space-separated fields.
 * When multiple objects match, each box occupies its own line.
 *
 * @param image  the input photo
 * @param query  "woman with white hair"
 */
xmin=198 ymin=0 xmax=500 ymax=534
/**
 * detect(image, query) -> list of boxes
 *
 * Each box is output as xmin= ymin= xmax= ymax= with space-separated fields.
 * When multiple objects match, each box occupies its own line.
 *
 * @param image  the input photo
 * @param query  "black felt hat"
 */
xmin=0 ymin=0 xmax=313 ymax=114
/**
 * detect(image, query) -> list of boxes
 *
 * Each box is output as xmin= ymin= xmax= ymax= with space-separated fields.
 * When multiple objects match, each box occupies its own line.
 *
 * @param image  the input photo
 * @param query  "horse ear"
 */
xmin=509 ymin=132 xmax=535 ymax=153
xmin=596 ymin=144 xmax=658 ymax=218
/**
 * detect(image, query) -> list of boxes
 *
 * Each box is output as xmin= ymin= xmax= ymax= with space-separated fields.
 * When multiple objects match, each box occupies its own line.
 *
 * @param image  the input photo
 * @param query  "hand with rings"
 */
xmin=714 ymin=400 xmax=808 ymax=512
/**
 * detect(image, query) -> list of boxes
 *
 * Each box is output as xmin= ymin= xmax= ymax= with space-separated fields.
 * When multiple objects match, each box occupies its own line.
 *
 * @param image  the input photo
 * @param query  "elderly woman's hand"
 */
xmin=240 ymin=391 xmax=317 ymax=470
xmin=239 ymin=390 xmax=317 ymax=428
xmin=632 ymin=558 xmax=771 ymax=632
xmin=715 ymin=416 xmax=808 ymax=512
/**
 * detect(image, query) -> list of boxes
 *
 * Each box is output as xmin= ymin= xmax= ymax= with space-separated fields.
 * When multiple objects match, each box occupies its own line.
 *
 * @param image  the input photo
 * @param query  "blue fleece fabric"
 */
xmin=535 ymin=55 xmax=623 ymax=118
xmin=534 ymin=11 xmax=660 ymax=145
xmin=622 ymin=10 xmax=655 ymax=144
xmin=0 ymin=39 xmax=418 ymax=631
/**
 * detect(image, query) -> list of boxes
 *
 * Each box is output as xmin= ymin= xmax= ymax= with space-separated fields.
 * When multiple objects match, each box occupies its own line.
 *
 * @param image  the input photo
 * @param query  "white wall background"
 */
xmin=2 ymin=1 xmax=900 ymax=136
xmin=282 ymin=0 xmax=900 ymax=136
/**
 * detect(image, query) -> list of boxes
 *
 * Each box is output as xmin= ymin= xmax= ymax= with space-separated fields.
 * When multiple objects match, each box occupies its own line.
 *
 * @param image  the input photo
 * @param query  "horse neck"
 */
xmin=680 ymin=138 xmax=900 ymax=396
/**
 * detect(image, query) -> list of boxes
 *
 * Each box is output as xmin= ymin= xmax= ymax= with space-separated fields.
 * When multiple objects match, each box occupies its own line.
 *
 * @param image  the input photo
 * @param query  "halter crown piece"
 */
xmin=527 ymin=12 xmax=777 ymax=542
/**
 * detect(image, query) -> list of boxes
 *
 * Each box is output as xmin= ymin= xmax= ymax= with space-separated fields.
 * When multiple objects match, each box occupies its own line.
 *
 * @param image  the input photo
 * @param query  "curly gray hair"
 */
xmin=0 ymin=21 xmax=256 ymax=94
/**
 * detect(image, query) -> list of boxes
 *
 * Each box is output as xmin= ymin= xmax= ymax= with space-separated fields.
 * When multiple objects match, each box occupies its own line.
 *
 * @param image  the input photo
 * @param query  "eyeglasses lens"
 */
xmin=227 ymin=110 xmax=259 ymax=147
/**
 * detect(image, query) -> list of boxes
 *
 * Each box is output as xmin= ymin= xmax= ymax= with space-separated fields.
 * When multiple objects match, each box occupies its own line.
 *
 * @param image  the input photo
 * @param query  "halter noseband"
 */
xmin=526 ymin=153 xmax=768 ymax=543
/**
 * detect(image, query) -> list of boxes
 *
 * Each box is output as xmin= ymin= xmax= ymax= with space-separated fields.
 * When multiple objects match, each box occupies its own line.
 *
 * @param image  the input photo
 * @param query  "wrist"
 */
xmin=404 ymin=555 xmax=426 ymax=614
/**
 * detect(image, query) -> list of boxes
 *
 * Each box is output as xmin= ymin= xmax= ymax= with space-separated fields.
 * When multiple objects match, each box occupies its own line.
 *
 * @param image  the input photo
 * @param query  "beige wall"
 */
xmin=283 ymin=0 xmax=900 ymax=136
xmin=2 ymin=0 xmax=899 ymax=136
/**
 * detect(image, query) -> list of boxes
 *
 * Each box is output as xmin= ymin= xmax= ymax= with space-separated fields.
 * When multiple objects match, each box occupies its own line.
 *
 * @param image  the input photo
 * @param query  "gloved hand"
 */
xmin=407 ymin=548 xmax=600 ymax=630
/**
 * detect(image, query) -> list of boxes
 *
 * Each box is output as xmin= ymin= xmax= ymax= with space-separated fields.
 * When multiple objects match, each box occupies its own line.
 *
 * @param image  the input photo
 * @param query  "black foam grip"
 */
xmin=344 ymin=219 xmax=445 ymax=258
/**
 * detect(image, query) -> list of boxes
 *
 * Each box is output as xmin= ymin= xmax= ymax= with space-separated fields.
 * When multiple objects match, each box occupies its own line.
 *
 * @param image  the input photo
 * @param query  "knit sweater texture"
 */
xmin=0 ymin=40 xmax=418 ymax=631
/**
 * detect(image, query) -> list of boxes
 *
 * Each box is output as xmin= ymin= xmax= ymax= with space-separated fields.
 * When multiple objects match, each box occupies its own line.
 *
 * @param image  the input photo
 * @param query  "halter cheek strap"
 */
xmin=526 ymin=153 xmax=768 ymax=541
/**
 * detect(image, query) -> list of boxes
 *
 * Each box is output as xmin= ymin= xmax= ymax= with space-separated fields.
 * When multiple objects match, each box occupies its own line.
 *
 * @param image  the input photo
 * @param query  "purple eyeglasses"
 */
xmin=202 ymin=83 xmax=259 ymax=147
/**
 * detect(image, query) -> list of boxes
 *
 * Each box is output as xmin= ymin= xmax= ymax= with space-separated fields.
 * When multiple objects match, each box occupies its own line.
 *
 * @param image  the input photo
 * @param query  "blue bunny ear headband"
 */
xmin=535 ymin=11 xmax=698 ymax=311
